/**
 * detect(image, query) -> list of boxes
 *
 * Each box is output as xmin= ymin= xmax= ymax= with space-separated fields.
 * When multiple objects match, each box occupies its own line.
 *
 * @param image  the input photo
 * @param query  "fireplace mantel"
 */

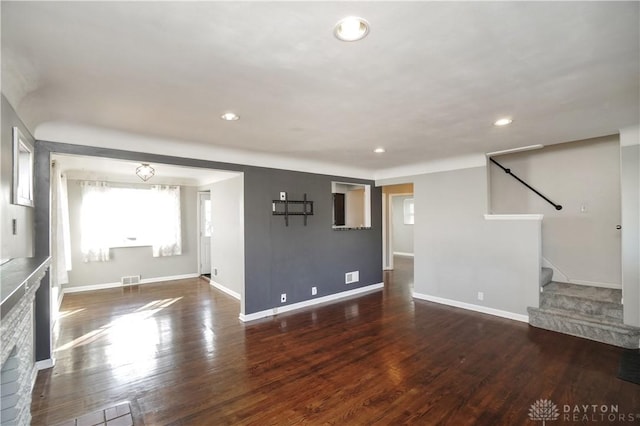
xmin=1 ymin=256 xmax=50 ymax=320
xmin=1 ymin=256 xmax=50 ymax=425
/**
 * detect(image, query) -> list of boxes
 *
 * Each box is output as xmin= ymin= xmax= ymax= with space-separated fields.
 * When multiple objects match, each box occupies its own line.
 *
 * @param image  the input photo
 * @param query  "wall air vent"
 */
xmin=345 ymin=271 xmax=359 ymax=284
xmin=121 ymin=275 xmax=141 ymax=286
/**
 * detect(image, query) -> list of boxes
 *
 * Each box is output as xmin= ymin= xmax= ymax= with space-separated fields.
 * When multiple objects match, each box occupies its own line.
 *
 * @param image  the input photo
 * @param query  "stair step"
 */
xmin=540 ymin=267 xmax=553 ymax=287
xmin=542 ymin=282 xmax=621 ymax=303
xmin=528 ymin=307 xmax=640 ymax=349
xmin=540 ymin=282 xmax=622 ymax=323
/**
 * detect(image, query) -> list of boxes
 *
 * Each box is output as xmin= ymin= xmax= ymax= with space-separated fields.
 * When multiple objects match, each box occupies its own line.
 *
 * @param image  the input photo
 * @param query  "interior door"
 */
xmin=199 ymin=192 xmax=212 ymax=275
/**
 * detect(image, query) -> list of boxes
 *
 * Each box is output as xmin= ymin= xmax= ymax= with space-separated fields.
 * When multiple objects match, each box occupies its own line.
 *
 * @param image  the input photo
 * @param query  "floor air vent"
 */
xmin=121 ymin=275 xmax=141 ymax=286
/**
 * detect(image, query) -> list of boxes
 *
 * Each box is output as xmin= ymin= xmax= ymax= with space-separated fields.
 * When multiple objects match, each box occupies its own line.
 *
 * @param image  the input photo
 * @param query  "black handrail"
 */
xmin=489 ymin=157 xmax=562 ymax=210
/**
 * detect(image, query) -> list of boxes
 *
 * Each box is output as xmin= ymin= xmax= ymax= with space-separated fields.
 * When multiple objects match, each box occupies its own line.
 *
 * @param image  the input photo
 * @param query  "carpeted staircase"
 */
xmin=528 ymin=268 xmax=640 ymax=348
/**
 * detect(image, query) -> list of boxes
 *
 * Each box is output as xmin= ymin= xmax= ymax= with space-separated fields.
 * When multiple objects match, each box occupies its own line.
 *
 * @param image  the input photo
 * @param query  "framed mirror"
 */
xmin=12 ymin=126 xmax=34 ymax=207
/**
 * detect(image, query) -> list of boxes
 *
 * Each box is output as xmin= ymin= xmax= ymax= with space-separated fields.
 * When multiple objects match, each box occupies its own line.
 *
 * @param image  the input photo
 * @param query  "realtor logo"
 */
xmin=529 ymin=399 xmax=560 ymax=425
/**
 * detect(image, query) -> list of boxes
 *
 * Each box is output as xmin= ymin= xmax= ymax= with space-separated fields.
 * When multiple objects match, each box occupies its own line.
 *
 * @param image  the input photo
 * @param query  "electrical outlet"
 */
xmin=280 ymin=192 xmax=287 ymax=201
xmin=477 ymin=292 xmax=484 ymax=301
xmin=311 ymin=286 xmax=317 ymax=296
xmin=281 ymin=293 xmax=287 ymax=303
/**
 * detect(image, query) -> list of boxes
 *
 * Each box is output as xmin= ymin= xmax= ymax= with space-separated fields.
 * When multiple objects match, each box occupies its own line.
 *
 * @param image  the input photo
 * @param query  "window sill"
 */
xmin=332 ymin=226 xmax=372 ymax=231
xmin=109 ymin=243 xmax=152 ymax=249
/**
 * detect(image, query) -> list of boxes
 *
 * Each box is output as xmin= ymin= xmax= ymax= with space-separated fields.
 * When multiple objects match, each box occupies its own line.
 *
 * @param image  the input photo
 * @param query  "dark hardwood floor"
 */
xmin=32 ymin=257 xmax=638 ymax=425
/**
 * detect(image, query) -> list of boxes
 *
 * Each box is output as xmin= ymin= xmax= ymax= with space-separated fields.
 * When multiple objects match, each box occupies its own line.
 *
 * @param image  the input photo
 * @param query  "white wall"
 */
xmin=620 ymin=125 xmax=640 ymax=326
xmin=209 ymin=175 xmax=245 ymax=308
xmin=346 ymin=188 xmax=365 ymax=228
xmin=391 ymin=195 xmax=413 ymax=255
xmin=490 ymin=135 xmax=621 ymax=287
xmin=413 ymin=166 xmax=541 ymax=318
xmin=64 ymin=180 xmax=198 ymax=288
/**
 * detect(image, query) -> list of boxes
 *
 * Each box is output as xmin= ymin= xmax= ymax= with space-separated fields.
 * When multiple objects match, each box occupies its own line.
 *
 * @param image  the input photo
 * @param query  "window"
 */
xmin=403 ymin=198 xmax=414 ymax=225
xmin=80 ymin=182 xmax=182 ymax=261
xmin=203 ymin=199 xmax=212 ymax=237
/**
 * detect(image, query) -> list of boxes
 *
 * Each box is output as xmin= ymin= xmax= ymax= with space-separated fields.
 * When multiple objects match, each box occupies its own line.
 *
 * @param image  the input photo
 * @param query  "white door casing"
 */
xmin=198 ymin=192 xmax=212 ymax=275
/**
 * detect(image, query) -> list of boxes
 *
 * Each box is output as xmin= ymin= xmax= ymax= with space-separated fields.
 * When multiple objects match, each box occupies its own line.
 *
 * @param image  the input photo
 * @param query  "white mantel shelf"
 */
xmin=484 ymin=214 xmax=544 ymax=221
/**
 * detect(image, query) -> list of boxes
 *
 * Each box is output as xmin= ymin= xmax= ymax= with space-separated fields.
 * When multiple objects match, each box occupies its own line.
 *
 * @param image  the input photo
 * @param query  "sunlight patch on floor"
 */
xmin=55 ymin=297 xmax=182 ymax=352
xmin=56 ymin=308 xmax=85 ymax=320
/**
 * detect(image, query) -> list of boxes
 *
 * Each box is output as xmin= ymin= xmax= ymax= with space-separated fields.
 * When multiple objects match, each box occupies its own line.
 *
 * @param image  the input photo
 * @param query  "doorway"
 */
xmin=382 ymin=184 xmax=414 ymax=269
xmin=381 ymin=183 xmax=415 ymax=297
xmin=198 ymin=191 xmax=212 ymax=277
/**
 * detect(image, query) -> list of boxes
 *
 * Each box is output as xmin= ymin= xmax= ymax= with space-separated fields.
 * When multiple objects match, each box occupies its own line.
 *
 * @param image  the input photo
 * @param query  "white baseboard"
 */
xmin=239 ymin=282 xmax=384 ymax=322
xmin=63 ymin=281 xmax=121 ymax=293
xmin=541 ymin=257 xmax=621 ymax=289
xmin=412 ymin=292 xmax=529 ymax=323
xmin=393 ymin=252 xmax=414 ymax=257
xmin=31 ymin=364 xmax=39 ymax=392
xmin=140 ymin=273 xmax=200 ymax=284
xmin=57 ymin=288 xmax=65 ymax=310
xmin=566 ymin=279 xmax=622 ymax=290
xmin=541 ymin=257 xmax=570 ymax=283
xmin=545 ymin=276 xmax=622 ymax=290
xmin=209 ymin=279 xmax=241 ymax=300
xmin=35 ymin=358 xmax=55 ymax=370
xmin=62 ymin=273 xmax=200 ymax=294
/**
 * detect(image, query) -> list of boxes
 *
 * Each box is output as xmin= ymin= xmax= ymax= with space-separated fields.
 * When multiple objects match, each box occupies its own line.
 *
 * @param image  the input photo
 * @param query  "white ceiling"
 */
xmin=52 ymin=154 xmax=238 ymax=187
xmin=2 ymin=2 xmax=639 ymax=176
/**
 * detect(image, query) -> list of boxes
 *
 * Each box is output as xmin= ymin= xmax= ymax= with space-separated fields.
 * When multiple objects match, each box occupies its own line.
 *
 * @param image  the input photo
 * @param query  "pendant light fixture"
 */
xmin=136 ymin=163 xmax=155 ymax=181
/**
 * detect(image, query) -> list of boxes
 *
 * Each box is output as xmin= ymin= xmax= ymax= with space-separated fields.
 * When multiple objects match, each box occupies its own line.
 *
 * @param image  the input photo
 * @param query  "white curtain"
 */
xmin=150 ymin=185 xmax=182 ymax=257
xmin=80 ymin=181 xmax=111 ymax=262
xmin=52 ymin=166 xmax=72 ymax=285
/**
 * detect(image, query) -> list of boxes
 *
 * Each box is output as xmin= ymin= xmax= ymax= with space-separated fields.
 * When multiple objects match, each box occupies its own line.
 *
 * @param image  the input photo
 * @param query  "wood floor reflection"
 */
xmin=32 ymin=258 xmax=638 ymax=425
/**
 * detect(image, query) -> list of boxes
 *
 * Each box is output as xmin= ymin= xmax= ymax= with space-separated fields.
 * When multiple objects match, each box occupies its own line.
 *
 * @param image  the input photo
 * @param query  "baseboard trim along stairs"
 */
xmin=529 ymin=268 xmax=640 ymax=349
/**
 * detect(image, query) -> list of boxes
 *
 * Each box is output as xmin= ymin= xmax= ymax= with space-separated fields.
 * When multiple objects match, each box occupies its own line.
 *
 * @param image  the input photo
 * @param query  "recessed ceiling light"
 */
xmin=374 ymin=147 xmax=386 ymax=153
xmin=494 ymin=118 xmax=513 ymax=126
xmin=334 ymin=16 xmax=369 ymax=42
xmin=220 ymin=112 xmax=239 ymax=121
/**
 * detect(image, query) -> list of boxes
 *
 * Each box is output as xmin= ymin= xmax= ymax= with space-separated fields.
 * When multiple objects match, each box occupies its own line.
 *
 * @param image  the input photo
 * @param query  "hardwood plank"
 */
xmin=31 ymin=262 xmax=639 ymax=425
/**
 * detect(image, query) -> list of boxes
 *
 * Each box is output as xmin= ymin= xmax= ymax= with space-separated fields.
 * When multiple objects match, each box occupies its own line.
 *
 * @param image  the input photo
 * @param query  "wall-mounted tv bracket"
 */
xmin=272 ymin=193 xmax=314 ymax=226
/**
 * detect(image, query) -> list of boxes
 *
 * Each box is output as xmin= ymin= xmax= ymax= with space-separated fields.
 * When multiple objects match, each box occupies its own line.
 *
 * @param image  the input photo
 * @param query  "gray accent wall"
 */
xmin=490 ymin=135 xmax=622 ymax=287
xmin=63 ymin=180 xmax=198 ymax=288
xmin=2 ymin=97 xmax=48 ymax=361
xmin=1 ymin=95 xmax=35 ymax=259
xmin=414 ymin=167 xmax=540 ymax=316
xmin=391 ymin=195 xmax=413 ymax=255
xmin=242 ymin=167 xmax=382 ymax=314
